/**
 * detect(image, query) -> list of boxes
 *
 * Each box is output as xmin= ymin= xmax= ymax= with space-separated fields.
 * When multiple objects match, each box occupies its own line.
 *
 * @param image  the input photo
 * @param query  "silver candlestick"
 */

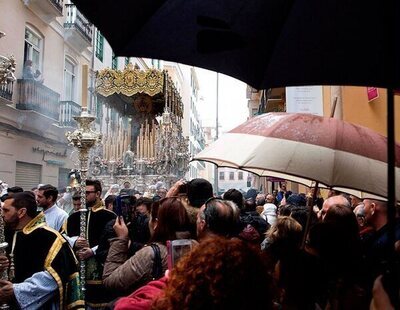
xmin=66 ymin=107 xmax=101 ymax=296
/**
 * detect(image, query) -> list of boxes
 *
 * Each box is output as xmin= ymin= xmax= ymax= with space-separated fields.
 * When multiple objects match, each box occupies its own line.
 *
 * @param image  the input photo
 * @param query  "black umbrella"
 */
xmin=74 ymin=0 xmax=399 ymax=242
xmin=74 ymin=0 xmax=399 ymax=90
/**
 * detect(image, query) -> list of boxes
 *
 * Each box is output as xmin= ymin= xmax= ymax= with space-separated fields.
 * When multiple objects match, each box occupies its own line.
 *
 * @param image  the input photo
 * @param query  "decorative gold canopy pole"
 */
xmin=66 ymin=65 xmax=101 ymax=296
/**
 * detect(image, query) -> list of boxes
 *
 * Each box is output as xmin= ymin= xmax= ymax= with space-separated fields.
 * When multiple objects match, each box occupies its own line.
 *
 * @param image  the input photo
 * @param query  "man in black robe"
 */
xmin=0 ymin=191 xmax=83 ymax=309
xmin=65 ymin=179 xmax=116 ymax=308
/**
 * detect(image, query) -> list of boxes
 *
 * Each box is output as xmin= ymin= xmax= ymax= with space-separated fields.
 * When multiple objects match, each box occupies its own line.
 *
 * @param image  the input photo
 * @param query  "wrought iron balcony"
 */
xmin=64 ymin=4 xmax=93 ymax=51
xmin=59 ymin=100 xmax=81 ymax=127
xmin=17 ymin=79 xmax=60 ymax=121
xmin=0 ymin=81 xmax=13 ymax=101
xmin=23 ymin=0 xmax=63 ymax=23
xmin=0 ymin=50 xmax=16 ymax=101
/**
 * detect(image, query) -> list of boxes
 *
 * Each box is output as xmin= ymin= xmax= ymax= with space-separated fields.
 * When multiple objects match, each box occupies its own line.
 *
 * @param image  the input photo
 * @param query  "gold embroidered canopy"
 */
xmin=95 ymin=65 xmax=183 ymax=117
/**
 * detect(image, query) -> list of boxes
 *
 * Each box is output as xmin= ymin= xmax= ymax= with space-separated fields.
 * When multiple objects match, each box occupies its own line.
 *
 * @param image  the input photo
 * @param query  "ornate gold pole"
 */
xmin=0 ymin=214 xmax=9 ymax=310
xmin=67 ymin=65 xmax=101 ymax=295
xmin=66 ymin=107 xmax=101 ymax=295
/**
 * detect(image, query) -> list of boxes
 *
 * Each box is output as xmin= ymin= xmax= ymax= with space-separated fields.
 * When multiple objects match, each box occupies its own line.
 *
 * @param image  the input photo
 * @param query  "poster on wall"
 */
xmin=367 ymin=87 xmax=379 ymax=102
xmin=286 ymin=86 xmax=324 ymax=116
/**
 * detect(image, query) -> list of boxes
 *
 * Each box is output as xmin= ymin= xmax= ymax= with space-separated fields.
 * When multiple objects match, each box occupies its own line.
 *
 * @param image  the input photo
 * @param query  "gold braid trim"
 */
xmin=86 ymin=301 xmax=110 ymax=308
xmin=67 ymin=300 xmax=85 ymax=309
xmin=44 ymin=233 xmax=64 ymax=309
xmin=22 ymin=212 xmax=46 ymax=234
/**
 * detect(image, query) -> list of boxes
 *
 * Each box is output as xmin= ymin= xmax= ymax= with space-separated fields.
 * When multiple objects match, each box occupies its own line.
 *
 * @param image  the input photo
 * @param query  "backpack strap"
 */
xmin=150 ymin=243 xmax=163 ymax=280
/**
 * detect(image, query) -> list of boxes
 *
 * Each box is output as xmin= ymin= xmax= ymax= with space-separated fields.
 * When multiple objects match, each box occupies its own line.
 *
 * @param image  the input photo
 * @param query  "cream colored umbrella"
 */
xmin=194 ymin=113 xmax=400 ymax=202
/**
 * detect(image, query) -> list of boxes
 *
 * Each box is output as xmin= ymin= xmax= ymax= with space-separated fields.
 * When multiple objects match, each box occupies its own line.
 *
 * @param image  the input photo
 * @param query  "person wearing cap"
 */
xmin=0 ymin=192 xmax=83 ymax=309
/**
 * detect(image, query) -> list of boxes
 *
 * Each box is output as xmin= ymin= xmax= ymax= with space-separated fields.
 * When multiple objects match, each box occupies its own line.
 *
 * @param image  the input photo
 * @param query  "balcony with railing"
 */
xmin=64 ymin=4 xmax=93 ymax=52
xmin=59 ymin=100 xmax=81 ymax=127
xmin=23 ymin=0 xmax=63 ymax=23
xmin=0 ymin=49 xmax=16 ymax=102
xmin=0 ymin=81 xmax=13 ymax=101
xmin=17 ymin=79 xmax=60 ymax=121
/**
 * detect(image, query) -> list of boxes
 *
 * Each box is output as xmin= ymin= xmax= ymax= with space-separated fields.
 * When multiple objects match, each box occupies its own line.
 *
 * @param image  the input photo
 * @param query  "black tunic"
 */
xmin=66 ymin=203 xmax=116 ymax=307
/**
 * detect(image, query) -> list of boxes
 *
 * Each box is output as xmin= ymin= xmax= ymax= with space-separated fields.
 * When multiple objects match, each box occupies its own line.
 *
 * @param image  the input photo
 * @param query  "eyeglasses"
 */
xmin=204 ymin=196 xmax=220 ymax=207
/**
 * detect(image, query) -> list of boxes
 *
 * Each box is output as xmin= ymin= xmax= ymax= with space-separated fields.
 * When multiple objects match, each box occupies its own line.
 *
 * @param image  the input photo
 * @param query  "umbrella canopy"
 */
xmin=72 ymin=0 xmax=400 ymax=90
xmin=193 ymin=113 xmax=400 ymax=201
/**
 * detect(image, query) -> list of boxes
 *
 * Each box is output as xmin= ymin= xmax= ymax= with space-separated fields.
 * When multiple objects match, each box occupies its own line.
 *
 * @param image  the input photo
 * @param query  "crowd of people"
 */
xmin=0 ymin=178 xmax=398 ymax=309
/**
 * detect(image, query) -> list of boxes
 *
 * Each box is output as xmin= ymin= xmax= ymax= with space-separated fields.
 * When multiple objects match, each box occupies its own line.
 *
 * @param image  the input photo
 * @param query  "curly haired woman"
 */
xmin=150 ymin=235 xmax=273 ymax=310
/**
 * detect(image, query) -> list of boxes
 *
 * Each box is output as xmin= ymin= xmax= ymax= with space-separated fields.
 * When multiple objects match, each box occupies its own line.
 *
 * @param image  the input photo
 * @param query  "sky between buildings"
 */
xmin=196 ymin=68 xmax=248 ymax=134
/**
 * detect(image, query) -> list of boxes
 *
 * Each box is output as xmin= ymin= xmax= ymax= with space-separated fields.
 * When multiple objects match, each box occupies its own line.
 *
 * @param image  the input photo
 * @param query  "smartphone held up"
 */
xmin=167 ymin=239 xmax=192 ymax=270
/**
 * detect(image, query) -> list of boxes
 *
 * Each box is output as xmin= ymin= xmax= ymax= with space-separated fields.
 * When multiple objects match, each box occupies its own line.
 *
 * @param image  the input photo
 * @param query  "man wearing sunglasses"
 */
xmin=65 ymin=179 xmax=116 ymax=308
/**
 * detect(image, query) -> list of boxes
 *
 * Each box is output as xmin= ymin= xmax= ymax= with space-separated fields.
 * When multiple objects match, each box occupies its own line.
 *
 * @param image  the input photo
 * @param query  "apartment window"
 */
xmin=95 ymin=31 xmax=104 ymax=61
xmin=238 ymin=171 xmax=244 ymax=180
xmin=229 ymin=172 xmax=235 ymax=180
xmin=112 ymin=53 xmax=118 ymax=70
xmin=219 ymin=171 xmax=225 ymax=180
xmin=125 ymin=57 xmax=129 ymax=67
xmin=24 ymin=27 xmax=42 ymax=72
xmin=64 ymin=57 xmax=76 ymax=101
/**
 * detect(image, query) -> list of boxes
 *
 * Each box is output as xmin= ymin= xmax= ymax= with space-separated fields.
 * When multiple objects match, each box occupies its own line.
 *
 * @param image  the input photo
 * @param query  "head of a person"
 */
xmin=363 ymin=199 xmax=387 ymax=230
xmin=350 ymin=195 xmax=362 ymax=209
xmin=352 ymin=203 xmax=367 ymax=228
xmin=2 ymin=191 xmax=37 ymax=229
xmin=24 ymin=59 xmax=33 ymax=67
xmin=223 ymin=188 xmax=244 ymax=210
xmin=104 ymin=195 xmax=117 ymax=211
xmin=151 ymin=197 xmax=193 ymax=243
xmin=314 ymin=204 xmax=361 ymax=273
xmin=123 ymin=181 xmax=131 ymax=189
xmin=197 ymin=198 xmax=239 ymax=238
xmin=265 ymin=216 xmax=303 ymax=258
xmin=309 ymin=187 xmax=321 ymax=197
xmin=319 ymin=194 xmax=350 ymax=221
xmin=135 ymin=197 xmax=153 ymax=216
xmin=286 ymin=194 xmax=307 ymax=208
xmin=36 ymin=184 xmax=58 ymax=209
xmin=72 ymin=193 xmax=82 ymax=211
xmin=152 ymin=235 xmax=273 ymax=310
xmin=7 ymin=186 xmax=23 ymax=194
xmin=1 ymin=186 xmax=23 ymax=202
xmin=156 ymin=188 xmax=167 ymax=199
xmin=110 ymin=184 xmax=120 ymax=194
xmin=327 ymin=188 xmax=341 ymax=198
xmin=279 ymin=181 xmax=287 ymax=191
xmin=186 ymin=178 xmax=213 ymax=208
xmin=256 ymin=193 xmax=266 ymax=206
xmin=86 ymin=179 xmax=102 ymax=204
xmin=266 ymin=194 xmax=275 ymax=203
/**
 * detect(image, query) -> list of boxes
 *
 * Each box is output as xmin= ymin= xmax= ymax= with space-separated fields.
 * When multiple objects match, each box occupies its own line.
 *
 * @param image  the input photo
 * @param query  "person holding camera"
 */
xmin=103 ymin=197 xmax=195 ymax=295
